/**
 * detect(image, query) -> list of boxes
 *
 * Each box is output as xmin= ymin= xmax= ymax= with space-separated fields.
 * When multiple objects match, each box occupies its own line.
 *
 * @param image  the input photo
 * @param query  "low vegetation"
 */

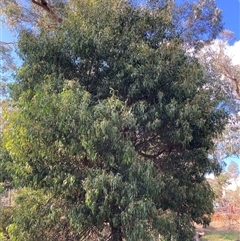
xmin=201 ymin=230 xmax=240 ymax=241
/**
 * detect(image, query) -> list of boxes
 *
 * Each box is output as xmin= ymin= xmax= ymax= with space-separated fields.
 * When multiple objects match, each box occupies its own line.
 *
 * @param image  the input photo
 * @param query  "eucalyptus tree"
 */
xmin=197 ymin=31 xmax=240 ymax=162
xmin=1 ymin=0 xmax=228 ymax=240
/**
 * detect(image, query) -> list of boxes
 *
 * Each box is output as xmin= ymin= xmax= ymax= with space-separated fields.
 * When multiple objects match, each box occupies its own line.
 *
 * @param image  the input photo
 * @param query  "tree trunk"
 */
xmin=111 ymin=226 xmax=123 ymax=241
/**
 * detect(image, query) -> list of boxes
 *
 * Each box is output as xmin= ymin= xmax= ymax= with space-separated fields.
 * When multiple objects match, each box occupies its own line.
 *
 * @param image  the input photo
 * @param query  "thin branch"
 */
xmin=0 ymin=41 xmax=17 ymax=45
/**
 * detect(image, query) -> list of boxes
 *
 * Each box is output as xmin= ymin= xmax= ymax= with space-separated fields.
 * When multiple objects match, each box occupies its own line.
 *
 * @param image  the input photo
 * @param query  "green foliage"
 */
xmin=208 ymin=173 xmax=230 ymax=204
xmin=0 ymin=207 xmax=13 ymax=240
xmin=1 ymin=188 xmax=83 ymax=241
xmin=1 ymin=0 xmax=227 ymax=240
xmin=203 ymin=230 xmax=240 ymax=241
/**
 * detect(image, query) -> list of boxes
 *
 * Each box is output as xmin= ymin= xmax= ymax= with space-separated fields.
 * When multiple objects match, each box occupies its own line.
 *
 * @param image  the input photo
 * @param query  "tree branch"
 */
xmin=222 ymin=65 xmax=240 ymax=99
xmin=0 ymin=41 xmax=17 ymax=45
xmin=31 ymin=0 xmax=62 ymax=23
xmin=138 ymin=149 xmax=166 ymax=159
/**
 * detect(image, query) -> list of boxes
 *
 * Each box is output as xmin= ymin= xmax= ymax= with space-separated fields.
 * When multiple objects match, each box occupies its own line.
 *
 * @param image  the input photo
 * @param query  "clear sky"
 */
xmin=216 ymin=0 xmax=240 ymax=41
xmin=0 ymin=0 xmax=240 ymax=167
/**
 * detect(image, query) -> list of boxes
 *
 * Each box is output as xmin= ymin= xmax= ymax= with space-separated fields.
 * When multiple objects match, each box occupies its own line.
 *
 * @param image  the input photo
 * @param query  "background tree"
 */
xmin=208 ymin=161 xmax=240 ymax=208
xmin=197 ymin=31 xmax=240 ymax=162
xmin=0 ymin=42 xmax=17 ymax=98
xmin=227 ymin=161 xmax=240 ymax=180
xmin=0 ymin=0 xmax=65 ymax=96
xmin=1 ymin=0 xmax=227 ymax=240
xmin=224 ymin=186 xmax=240 ymax=209
xmin=0 ymin=0 xmax=65 ymax=30
xmin=224 ymin=161 xmax=240 ymax=208
xmin=207 ymin=172 xmax=230 ymax=205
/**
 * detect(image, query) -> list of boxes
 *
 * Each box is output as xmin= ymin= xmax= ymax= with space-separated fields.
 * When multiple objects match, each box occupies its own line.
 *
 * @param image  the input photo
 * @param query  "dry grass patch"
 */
xmin=196 ymin=213 xmax=240 ymax=241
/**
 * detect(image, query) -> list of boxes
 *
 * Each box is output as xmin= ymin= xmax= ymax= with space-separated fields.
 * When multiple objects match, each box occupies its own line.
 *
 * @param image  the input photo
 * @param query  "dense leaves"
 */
xmin=1 ymin=0 xmax=228 ymax=240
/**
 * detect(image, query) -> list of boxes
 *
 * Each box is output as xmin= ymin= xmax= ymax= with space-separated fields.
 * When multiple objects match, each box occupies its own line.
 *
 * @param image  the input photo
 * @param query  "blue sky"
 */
xmin=1 ymin=0 xmax=240 ymax=167
xmin=216 ymin=0 xmax=240 ymax=41
xmin=215 ymin=0 xmax=240 ymax=167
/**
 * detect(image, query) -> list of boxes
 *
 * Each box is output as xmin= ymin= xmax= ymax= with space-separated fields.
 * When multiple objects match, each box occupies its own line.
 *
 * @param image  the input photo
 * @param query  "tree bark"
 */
xmin=111 ymin=226 xmax=123 ymax=241
xmin=31 ymin=0 xmax=62 ymax=23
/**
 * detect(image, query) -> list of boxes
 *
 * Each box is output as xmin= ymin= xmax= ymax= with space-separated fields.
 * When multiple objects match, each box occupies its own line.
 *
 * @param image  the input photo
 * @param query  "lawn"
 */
xmin=201 ymin=230 xmax=240 ymax=241
xmin=196 ymin=213 xmax=240 ymax=241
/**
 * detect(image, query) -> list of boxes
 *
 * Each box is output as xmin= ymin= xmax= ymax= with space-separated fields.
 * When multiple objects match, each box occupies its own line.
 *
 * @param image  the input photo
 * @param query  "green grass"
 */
xmin=201 ymin=230 xmax=240 ymax=241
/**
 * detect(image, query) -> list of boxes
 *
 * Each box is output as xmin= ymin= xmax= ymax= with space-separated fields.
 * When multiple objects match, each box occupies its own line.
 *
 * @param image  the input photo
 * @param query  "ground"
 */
xmin=195 ymin=213 xmax=240 ymax=241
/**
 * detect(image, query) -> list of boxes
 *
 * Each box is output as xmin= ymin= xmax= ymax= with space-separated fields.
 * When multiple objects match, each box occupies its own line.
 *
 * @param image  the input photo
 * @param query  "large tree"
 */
xmin=1 ymin=0 xmax=227 ymax=240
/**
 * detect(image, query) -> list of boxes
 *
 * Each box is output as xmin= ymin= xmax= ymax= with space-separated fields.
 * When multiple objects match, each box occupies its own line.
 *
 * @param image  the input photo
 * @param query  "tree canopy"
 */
xmin=0 ymin=0 xmax=229 ymax=240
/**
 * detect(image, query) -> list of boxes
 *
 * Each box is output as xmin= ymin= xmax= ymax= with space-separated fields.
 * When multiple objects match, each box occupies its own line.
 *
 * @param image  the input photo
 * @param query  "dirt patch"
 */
xmin=211 ymin=213 xmax=240 ymax=230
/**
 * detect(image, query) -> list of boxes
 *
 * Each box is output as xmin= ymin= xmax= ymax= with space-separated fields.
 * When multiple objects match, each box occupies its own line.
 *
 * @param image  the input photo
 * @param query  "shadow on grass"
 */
xmin=195 ymin=224 xmax=240 ymax=241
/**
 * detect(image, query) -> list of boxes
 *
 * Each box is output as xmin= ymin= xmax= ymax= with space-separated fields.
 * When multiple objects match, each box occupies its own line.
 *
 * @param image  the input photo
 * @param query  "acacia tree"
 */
xmin=1 ymin=0 xmax=227 ymax=240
